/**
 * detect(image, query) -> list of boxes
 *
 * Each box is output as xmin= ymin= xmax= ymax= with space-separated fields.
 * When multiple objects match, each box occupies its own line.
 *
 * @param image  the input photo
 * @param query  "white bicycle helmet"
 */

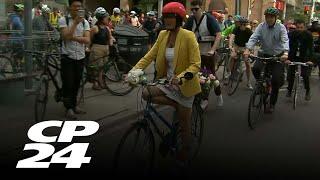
xmin=147 ymin=11 xmax=155 ymax=16
xmin=41 ymin=4 xmax=51 ymax=14
xmin=311 ymin=17 xmax=319 ymax=23
xmin=130 ymin=11 xmax=136 ymax=15
xmin=113 ymin=7 xmax=120 ymax=14
xmin=95 ymin=7 xmax=109 ymax=19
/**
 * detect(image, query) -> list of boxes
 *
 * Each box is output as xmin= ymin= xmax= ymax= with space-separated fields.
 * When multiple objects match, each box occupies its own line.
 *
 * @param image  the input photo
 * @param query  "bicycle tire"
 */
xmin=222 ymin=54 xmax=230 ymax=82
xmin=113 ymin=121 xmax=155 ymax=176
xmin=227 ymin=60 xmax=243 ymax=96
xmin=34 ymin=76 xmax=49 ymax=123
xmin=0 ymin=55 xmax=14 ymax=80
xmin=77 ymin=67 xmax=88 ymax=105
xmin=293 ymin=74 xmax=299 ymax=110
xmin=248 ymin=86 xmax=263 ymax=130
xmin=47 ymin=55 xmax=59 ymax=79
xmin=190 ymin=96 xmax=204 ymax=160
xmin=104 ymin=60 xmax=134 ymax=96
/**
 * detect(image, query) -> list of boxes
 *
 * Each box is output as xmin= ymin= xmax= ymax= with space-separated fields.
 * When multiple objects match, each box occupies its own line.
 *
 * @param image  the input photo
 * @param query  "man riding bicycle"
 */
xmin=228 ymin=16 xmax=253 ymax=90
xmin=244 ymin=7 xmax=289 ymax=113
xmin=184 ymin=0 xmax=223 ymax=107
xmin=286 ymin=19 xmax=314 ymax=101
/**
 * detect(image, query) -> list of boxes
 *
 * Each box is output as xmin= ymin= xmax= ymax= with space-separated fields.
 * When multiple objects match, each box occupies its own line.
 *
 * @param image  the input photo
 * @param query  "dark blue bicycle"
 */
xmin=113 ymin=72 xmax=204 ymax=175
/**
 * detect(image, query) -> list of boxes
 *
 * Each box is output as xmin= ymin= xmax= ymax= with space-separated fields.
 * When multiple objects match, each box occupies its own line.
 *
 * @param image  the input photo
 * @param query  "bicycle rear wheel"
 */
xmin=113 ymin=121 xmax=155 ymax=176
xmin=248 ymin=86 xmax=263 ymax=130
xmin=190 ymin=96 xmax=204 ymax=160
xmin=227 ymin=60 xmax=242 ymax=96
xmin=0 ymin=55 xmax=14 ymax=80
xmin=104 ymin=59 xmax=134 ymax=96
xmin=35 ymin=75 xmax=49 ymax=123
xmin=293 ymin=75 xmax=299 ymax=110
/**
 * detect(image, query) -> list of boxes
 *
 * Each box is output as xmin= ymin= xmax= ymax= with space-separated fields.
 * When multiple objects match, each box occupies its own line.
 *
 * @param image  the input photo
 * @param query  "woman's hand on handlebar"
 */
xmin=280 ymin=53 xmax=288 ymax=62
xmin=170 ymin=77 xmax=180 ymax=86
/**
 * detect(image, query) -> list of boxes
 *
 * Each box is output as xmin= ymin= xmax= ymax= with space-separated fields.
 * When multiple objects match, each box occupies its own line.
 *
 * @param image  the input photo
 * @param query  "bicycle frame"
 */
xmin=143 ymin=98 xmax=176 ymax=143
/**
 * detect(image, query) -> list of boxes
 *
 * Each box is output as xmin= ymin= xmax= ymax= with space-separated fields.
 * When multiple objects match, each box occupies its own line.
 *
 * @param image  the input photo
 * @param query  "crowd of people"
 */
xmin=3 ymin=0 xmax=320 ymax=167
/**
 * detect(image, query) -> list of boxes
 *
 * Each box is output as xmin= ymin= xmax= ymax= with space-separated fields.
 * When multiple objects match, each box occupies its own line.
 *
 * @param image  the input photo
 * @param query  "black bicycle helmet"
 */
xmin=239 ymin=16 xmax=249 ymax=24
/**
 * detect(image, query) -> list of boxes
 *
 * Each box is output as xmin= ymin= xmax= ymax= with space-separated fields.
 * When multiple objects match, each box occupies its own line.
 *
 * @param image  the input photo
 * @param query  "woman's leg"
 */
xmin=142 ymin=86 xmax=178 ymax=108
xmin=176 ymin=104 xmax=192 ymax=162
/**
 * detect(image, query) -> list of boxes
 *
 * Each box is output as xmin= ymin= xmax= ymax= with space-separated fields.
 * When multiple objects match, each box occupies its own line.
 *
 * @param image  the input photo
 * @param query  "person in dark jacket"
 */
xmin=308 ymin=18 xmax=320 ymax=77
xmin=286 ymin=19 xmax=314 ymax=101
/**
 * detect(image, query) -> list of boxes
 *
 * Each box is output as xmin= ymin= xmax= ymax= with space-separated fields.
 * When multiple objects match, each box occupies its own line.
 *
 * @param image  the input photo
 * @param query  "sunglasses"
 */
xmin=191 ymin=8 xmax=200 ymax=12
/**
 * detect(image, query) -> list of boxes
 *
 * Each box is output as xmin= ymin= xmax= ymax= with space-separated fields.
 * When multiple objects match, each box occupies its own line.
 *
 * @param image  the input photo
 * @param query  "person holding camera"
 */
xmin=59 ymin=0 xmax=90 ymax=120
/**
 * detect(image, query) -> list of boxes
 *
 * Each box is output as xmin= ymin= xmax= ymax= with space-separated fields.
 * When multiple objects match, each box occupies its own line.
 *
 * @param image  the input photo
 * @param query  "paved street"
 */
xmin=1 ymin=64 xmax=320 ymax=178
xmin=87 ymin=72 xmax=320 ymax=178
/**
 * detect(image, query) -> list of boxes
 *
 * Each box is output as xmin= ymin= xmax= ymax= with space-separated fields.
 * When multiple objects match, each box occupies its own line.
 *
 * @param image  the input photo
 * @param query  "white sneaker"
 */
xmin=217 ymin=95 xmax=224 ymax=107
xmin=200 ymin=100 xmax=209 ymax=110
xmin=225 ymin=72 xmax=231 ymax=79
xmin=247 ymin=83 xmax=253 ymax=90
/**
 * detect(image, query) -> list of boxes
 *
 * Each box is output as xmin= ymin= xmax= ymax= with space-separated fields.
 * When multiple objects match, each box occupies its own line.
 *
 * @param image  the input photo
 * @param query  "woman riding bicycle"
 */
xmin=128 ymin=2 xmax=201 ymax=163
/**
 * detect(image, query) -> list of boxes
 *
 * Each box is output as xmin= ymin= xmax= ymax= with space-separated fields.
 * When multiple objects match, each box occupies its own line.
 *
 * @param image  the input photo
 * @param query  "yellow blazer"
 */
xmin=134 ymin=28 xmax=201 ymax=97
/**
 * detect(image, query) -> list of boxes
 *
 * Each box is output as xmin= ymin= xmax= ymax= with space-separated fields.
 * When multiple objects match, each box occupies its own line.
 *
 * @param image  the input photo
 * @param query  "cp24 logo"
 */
xmin=16 ymin=120 xmax=99 ymax=168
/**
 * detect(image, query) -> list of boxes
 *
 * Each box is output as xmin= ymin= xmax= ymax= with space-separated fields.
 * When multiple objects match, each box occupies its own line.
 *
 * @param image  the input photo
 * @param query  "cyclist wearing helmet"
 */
xmin=228 ymin=16 xmax=253 ymax=89
xmin=244 ymin=7 xmax=289 ymax=113
xmin=89 ymin=7 xmax=113 ymax=90
xmin=32 ymin=5 xmax=56 ymax=52
xmin=222 ymin=15 xmax=241 ymax=38
xmin=8 ymin=4 xmax=24 ymax=62
xmin=32 ymin=5 xmax=54 ymax=31
xmin=110 ymin=7 xmax=121 ymax=28
xmin=129 ymin=2 xmax=201 ymax=164
xmin=143 ymin=11 xmax=157 ymax=48
xmin=9 ymin=4 xmax=24 ymax=31
xmin=184 ymin=0 xmax=223 ymax=108
xmin=129 ymin=11 xmax=141 ymax=27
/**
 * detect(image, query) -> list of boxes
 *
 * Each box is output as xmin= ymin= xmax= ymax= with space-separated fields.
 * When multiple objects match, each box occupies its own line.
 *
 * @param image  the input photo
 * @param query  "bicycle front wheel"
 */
xmin=190 ymin=96 xmax=204 ymax=160
xmin=227 ymin=61 xmax=242 ymax=96
xmin=104 ymin=59 xmax=134 ymax=96
xmin=113 ymin=121 xmax=155 ymax=176
xmin=35 ymin=76 xmax=49 ymax=123
xmin=293 ymin=75 xmax=299 ymax=110
xmin=248 ymin=87 xmax=263 ymax=130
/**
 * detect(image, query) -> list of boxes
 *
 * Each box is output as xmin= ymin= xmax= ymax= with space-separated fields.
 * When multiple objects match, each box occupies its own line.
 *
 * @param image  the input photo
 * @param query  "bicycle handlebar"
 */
xmin=288 ymin=62 xmax=309 ymax=66
xmin=24 ymin=50 xmax=61 ymax=56
xmin=249 ymin=54 xmax=282 ymax=63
